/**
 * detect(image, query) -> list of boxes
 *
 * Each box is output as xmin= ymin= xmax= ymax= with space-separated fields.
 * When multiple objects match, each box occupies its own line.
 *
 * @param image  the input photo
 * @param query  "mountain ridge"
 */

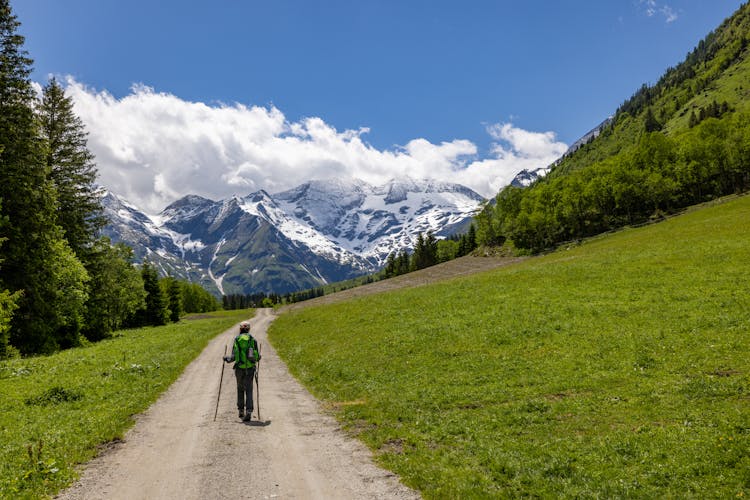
xmin=102 ymin=177 xmax=484 ymax=296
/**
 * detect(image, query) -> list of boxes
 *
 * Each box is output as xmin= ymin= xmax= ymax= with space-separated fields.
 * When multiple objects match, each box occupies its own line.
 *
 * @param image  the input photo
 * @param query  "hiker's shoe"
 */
xmin=238 ymin=409 xmax=244 ymax=418
xmin=243 ymin=412 xmax=252 ymax=422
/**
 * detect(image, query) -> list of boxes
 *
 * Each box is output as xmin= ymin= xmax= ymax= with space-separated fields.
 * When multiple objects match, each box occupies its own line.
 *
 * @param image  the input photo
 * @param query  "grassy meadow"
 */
xmin=0 ymin=309 xmax=254 ymax=499
xmin=270 ymin=195 xmax=750 ymax=498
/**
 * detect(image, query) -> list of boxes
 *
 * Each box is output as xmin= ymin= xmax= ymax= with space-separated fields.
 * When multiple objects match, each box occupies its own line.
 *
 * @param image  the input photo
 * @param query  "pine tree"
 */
xmin=396 ymin=249 xmax=410 ymax=275
xmin=466 ymin=223 xmax=477 ymax=252
xmin=165 ymin=277 xmax=182 ymax=323
xmin=410 ymin=233 xmax=426 ymax=271
xmin=0 ymin=0 xmax=88 ymax=353
xmin=643 ymin=107 xmax=662 ymax=133
xmin=140 ymin=261 xmax=168 ymax=326
xmin=0 ymin=200 xmax=21 ymax=357
xmin=38 ymin=77 xmax=105 ymax=257
xmin=383 ymin=252 xmax=397 ymax=278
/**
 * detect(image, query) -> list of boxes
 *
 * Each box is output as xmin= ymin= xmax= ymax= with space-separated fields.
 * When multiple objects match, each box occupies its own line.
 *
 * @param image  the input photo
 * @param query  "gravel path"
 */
xmin=57 ymin=256 xmax=520 ymax=499
xmin=57 ymin=308 xmax=419 ymax=500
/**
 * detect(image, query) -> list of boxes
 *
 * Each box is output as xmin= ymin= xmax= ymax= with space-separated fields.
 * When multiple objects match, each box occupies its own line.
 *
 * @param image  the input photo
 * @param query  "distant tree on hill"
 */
xmin=130 ymin=261 xmax=168 ymax=326
xmin=396 ymin=249 xmax=410 ymax=276
xmin=643 ymin=107 xmax=662 ymax=133
xmin=457 ymin=223 xmax=478 ymax=256
xmin=383 ymin=252 xmax=397 ymax=278
xmin=162 ymin=276 xmax=182 ymax=323
xmin=410 ymin=232 xmax=438 ymax=271
xmin=437 ymin=238 xmax=459 ymax=262
xmin=182 ymin=282 xmax=220 ymax=313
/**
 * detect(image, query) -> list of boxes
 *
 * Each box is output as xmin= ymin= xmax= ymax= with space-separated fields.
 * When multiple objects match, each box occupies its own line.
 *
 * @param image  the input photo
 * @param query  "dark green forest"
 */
xmin=475 ymin=2 xmax=750 ymax=253
xmin=0 ymin=1 xmax=219 ymax=357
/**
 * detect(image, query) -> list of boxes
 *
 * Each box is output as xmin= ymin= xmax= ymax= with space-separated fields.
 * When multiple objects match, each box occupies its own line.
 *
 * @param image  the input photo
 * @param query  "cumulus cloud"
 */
xmin=64 ymin=78 xmax=566 ymax=213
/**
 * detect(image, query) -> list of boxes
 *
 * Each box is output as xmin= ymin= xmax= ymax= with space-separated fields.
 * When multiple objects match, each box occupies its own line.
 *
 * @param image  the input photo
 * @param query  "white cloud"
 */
xmin=63 ymin=78 xmax=566 ymax=213
xmin=639 ymin=0 xmax=679 ymax=23
xmin=661 ymin=5 xmax=678 ymax=23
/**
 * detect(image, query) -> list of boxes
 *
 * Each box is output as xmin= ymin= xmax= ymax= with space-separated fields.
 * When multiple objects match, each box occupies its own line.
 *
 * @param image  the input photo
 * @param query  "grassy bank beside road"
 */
xmin=0 ymin=309 xmax=254 ymax=499
xmin=270 ymin=195 xmax=750 ymax=498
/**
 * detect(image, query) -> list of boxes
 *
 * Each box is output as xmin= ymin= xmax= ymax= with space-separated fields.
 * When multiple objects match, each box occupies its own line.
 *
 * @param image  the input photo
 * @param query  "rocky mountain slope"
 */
xmin=102 ymin=178 xmax=484 ymax=296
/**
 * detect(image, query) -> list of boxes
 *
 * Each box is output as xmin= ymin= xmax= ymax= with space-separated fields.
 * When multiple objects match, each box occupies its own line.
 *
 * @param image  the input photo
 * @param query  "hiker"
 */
xmin=223 ymin=321 xmax=260 ymax=421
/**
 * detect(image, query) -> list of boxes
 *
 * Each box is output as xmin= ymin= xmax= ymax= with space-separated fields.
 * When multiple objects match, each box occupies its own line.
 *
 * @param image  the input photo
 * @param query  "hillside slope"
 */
xmin=481 ymin=3 xmax=750 ymax=253
xmin=554 ymin=3 xmax=750 ymax=176
xmin=270 ymin=194 xmax=750 ymax=498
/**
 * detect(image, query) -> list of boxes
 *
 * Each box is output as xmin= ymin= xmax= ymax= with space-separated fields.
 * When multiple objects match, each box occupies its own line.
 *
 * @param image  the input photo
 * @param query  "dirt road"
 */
xmin=58 ymin=308 xmax=419 ymax=500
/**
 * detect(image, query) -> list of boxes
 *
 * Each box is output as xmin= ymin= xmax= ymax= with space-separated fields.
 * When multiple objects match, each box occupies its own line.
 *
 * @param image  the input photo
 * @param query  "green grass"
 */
xmin=270 ymin=195 xmax=750 ymax=498
xmin=0 ymin=309 xmax=254 ymax=499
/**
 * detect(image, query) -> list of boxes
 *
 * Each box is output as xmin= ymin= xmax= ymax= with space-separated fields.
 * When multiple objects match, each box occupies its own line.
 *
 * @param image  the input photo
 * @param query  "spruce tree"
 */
xmin=643 ymin=107 xmax=662 ymax=133
xmin=466 ymin=223 xmax=477 ymax=252
xmin=140 ymin=261 xmax=167 ymax=326
xmin=0 ymin=200 xmax=21 ymax=357
xmin=410 ymin=233 xmax=425 ymax=271
xmin=38 ymin=77 xmax=105 ymax=257
xmin=383 ymin=252 xmax=397 ymax=278
xmin=396 ymin=250 xmax=410 ymax=275
xmin=165 ymin=276 xmax=182 ymax=323
xmin=0 ymin=0 xmax=88 ymax=353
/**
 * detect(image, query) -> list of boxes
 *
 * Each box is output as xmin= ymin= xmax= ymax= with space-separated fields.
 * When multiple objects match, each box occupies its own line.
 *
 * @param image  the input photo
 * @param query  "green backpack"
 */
xmin=234 ymin=333 xmax=257 ymax=369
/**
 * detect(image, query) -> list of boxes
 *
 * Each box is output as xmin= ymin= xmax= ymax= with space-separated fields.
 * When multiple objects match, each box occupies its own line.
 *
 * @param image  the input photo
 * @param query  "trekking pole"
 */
xmin=255 ymin=342 xmax=261 ymax=421
xmin=214 ymin=345 xmax=227 ymax=421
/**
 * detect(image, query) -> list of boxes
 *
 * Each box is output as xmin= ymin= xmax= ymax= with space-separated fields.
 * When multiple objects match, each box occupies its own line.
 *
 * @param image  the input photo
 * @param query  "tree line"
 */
xmin=0 ymin=1 xmax=219 ymax=357
xmin=475 ymin=112 xmax=750 ymax=253
xmin=220 ymin=224 xmax=480 ymax=309
xmin=382 ymin=225 xmax=478 ymax=278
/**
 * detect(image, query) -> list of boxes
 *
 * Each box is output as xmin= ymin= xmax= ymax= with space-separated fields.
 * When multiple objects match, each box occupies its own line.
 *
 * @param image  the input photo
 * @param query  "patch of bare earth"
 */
xmin=280 ymin=254 xmax=525 ymax=312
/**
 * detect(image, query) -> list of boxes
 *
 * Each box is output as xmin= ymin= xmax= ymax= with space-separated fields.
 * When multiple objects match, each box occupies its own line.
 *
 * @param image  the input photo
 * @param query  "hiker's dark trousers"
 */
xmin=234 ymin=366 xmax=255 ymax=412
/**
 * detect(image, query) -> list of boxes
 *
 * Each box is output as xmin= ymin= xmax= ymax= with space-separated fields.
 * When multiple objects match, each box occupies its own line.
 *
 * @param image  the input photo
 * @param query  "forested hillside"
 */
xmin=0 ymin=0 xmax=219 ymax=356
xmin=476 ymin=2 xmax=750 ymax=252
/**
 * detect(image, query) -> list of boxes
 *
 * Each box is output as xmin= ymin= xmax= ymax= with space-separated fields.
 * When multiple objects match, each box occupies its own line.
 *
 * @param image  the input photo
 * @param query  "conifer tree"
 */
xmin=410 ymin=233 xmax=426 ymax=271
xmin=383 ymin=252 xmax=397 ymax=278
xmin=0 ymin=200 xmax=20 ymax=357
xmin=165 ymin=276 xmax=182 ymax=323
xmin=140 ymin=261 xmax=168 ymax=326
xmin=396 ymin=249 xmax=410 ymax=275
xmin=466 ymin=223 xmax=477 ymax=252
xmin=643 ymin=107 xmax=662 ymax=133
xmin=0 ymin=0 xmax=88 ymax=353
xmin=38 ymin=77 xmax=105 ymax=257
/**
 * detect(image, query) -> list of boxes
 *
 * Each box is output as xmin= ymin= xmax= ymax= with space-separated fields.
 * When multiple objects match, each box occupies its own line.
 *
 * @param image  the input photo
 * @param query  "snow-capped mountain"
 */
xmin=101 ymin=178 xmax=484 ymax=296
xmin=509 ymin=117 xmax=615 ymax=188
xmin=510 ymin=167 xmax=551 ymax=188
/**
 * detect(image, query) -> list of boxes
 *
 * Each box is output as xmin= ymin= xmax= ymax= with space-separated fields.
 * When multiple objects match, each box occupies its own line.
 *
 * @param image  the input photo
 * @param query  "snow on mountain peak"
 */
xmin=102 ymin=177 xmax=483 ymax=295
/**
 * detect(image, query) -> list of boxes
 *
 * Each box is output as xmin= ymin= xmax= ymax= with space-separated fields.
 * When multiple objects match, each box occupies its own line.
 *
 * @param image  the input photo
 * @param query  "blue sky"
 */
xmin=13 ymin=0 xmax=746 ymax=212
